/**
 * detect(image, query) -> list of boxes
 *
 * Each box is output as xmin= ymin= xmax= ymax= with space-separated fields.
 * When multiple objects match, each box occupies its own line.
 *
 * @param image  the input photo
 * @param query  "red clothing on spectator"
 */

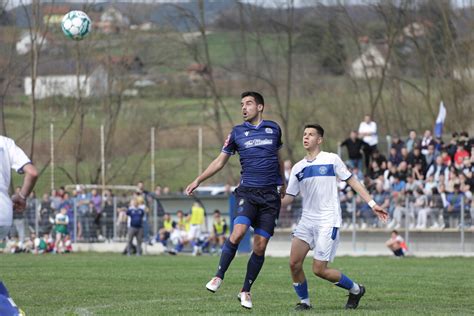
xmin=454 ymin=149 xmax=469 ymax=166
xmin=442 ymin=155 xmax=452 ymax=166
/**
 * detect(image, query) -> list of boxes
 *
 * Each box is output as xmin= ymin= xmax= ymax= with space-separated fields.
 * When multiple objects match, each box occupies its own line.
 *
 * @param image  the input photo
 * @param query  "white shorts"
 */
xmin=188 ymin=224 xmax=201 ymax=240
xmin=293 ymin=222 xmax=340 ymax=262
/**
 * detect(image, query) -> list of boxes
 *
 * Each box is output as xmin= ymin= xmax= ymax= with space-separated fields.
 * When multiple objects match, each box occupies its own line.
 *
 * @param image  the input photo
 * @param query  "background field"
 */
xmin=0 ymin=253 xmax=472 ymax=315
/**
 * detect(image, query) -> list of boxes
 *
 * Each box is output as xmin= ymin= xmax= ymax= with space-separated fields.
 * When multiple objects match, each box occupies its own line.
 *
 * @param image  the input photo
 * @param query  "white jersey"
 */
xmin=0 ymin=136 xmax=31 ymax=226
xmin=358 ymin=121 xmax=378 ymax=146
xmin=286 ymin=151 xmax=352 ymax=227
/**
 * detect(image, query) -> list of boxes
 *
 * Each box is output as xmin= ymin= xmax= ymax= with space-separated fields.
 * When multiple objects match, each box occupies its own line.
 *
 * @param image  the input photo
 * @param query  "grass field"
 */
xmin=0 ymin=253 xmax=473 ymax=315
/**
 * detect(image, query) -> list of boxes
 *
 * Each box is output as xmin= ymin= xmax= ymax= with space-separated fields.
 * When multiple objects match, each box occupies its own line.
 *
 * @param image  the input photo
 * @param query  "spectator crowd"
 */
xmin=338 ymin=118 xmax=473 ymax=230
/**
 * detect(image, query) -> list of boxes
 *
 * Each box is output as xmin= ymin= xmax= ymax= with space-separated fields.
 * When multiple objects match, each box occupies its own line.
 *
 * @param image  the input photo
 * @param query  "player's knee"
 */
xmin=312 ymin=265 xmax=326 ymax=278
xmin=289 ymin=259 xmax=303 ymax=272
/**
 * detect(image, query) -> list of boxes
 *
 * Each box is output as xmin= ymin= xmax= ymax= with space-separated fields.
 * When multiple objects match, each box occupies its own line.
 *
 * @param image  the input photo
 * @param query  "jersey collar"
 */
xmin=244 ymin=120 xmax=264 ymax=129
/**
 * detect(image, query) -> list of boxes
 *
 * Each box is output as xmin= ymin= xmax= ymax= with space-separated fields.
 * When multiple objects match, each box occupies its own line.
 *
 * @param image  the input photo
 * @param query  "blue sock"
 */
xmin=215 ymin=239 xmax=238 ymax=279
xmin=293 ymin=279 xmax=309 ymax=301
xmin=242 ymin=253 xmax=265 ymax=292
xmin=335 ymin=273 xmax=354 ymax=290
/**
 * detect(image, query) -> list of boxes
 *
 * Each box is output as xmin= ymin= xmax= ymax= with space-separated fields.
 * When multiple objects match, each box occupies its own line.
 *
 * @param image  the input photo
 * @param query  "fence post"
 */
xmin=113 ymin=196 xmax=117 ymax=241
xmin=405 ymin=196 xmax=409 ymax=248
xmin=35 ymin=198 xmax=39 ymax=236
xmin=73 ymin=199 xmax=77 ymax=243
xmin=460 ymin=196 xmax=465 ymax=253
xmin=153 ymin=199 xmax=158 ymax=238
xmin=352 ymin=198 xmax=356 ymax=253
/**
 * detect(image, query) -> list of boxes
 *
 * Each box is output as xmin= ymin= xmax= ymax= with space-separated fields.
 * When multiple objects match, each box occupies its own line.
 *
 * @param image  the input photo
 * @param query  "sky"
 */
xmin=3 ymin=0 xmax=473 ymax=10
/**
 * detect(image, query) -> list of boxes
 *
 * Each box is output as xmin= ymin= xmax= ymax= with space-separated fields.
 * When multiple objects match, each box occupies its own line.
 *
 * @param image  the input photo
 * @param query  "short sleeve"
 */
xmin=285 ymin=164 xmax=300 ymax=197
xmin=334 ymin=154 xmax=352 ymax=181
xmin=276 ymin=124 xmax=283 ymax=150
xmin=221 ymin=129 xmax=236 ymax=155
xmin=6 ymin=138 xmax=31 ymax=174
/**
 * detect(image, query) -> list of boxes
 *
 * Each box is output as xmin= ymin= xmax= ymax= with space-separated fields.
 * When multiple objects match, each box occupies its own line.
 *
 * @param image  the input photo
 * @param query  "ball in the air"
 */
xmin=61 ymin=10 xmax=91 ymax=40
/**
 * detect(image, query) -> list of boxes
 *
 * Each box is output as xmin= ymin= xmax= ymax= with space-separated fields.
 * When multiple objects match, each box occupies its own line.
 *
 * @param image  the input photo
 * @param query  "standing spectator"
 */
xmin=25 ymin=191 xmax=38 ymax=234
xmin=90 ymin=189 xmax=103 ymax=241
xmin=76 ymin=186 xmax=91 ymax=241
xmin=38 ymin=193 xmax=53 ymax=236
xmin=50 ymin=189 xmax=62 ymax=212
xmin=391 ymin=133 xmax=405 ymax=156
xmin=102 ymin=190 xmax=115 ymax=241
xmin=385 ymin=230 xmax=407 ymax=257
xmin=126 ymin=198 xmax=145 ymax=256
xmin=358 ymin=115 xmax=378 ymax=169
xmin=420 ymin=130 xmax=434 ymax=156
xmin=340 ymin=131 xmax=366 ymax=170
xmin=136 ymin=181 xmax=152 ymax=245
xmin=405 ymin=130 xmax=419 ymax=153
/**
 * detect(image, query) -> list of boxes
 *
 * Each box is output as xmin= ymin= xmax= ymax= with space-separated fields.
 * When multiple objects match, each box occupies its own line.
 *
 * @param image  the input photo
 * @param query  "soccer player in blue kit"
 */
xmin=185 ymin=91 xmax=286 ymax=309
xmin=282 ymin=124 xmax=389 ymax=311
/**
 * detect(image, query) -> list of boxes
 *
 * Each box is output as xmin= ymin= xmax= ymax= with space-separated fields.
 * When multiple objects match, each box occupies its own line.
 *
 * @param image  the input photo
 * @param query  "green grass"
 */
xmin=0 ymin=254 xmax=472 ymax=315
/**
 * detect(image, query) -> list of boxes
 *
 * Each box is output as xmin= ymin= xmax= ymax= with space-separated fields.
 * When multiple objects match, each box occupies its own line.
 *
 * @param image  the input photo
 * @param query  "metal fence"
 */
xmin=7 ymin=194 xmax=472 ymax=254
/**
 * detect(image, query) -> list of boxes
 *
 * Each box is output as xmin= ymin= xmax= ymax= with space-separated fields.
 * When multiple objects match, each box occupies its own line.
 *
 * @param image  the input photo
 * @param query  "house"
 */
xmin=350 ymin=43 xmax=390 ymax=79
xmin=96 ymin=7 xmax=130 ymax=34
xmin=187 ymin=63 xmax=209 ymax=82
xmin=24 ymin=59 xmax=107 ymax=99
xmin=42 ymin=5 xmax=71 ymax=25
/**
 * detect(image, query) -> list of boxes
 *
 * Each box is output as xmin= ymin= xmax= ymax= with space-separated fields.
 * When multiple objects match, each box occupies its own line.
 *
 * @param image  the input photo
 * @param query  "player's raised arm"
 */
xmin=185 ymin=152 xmax=231 ymax=195
xmin=345 ymin=176 xmax=389 ymax=223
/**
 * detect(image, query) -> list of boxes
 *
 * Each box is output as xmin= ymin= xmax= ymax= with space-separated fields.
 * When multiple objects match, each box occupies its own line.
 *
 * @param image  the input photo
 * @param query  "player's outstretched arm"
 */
xmin=346 ymin=176 xmax=389 ymax=223
xmin=185 ymin=152 xmax=231 ymax=195
xmin=12 ymin=163 xmax=38 ymax=212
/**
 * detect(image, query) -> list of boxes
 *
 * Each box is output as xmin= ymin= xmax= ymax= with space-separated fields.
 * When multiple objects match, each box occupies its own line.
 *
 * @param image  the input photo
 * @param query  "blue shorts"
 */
xmin=234 ymin=186 xmax=281 ymax=239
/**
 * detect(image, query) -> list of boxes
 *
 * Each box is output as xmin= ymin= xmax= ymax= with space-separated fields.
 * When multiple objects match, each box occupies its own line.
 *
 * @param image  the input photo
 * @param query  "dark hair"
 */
xmin=241 ymin=91 xmax=264 ymax=106
xmin=214 ymin=209 xmax=221 ymax=215
xmin=304 ymin=124 xmax=324 ymax=137
xmin=392 ymin=230 xmax=399 ymax=235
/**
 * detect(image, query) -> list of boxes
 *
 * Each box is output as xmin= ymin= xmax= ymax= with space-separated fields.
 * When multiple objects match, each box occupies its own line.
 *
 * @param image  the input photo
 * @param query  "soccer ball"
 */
xmin=61 ymin=10 xmax=91 ymax=40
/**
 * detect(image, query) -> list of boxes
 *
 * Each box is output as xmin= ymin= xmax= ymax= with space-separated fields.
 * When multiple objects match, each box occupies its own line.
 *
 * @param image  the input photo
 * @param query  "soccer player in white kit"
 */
xmin=281 ymin=124 xmax=388 ymax=311
xmin=0 ymin=135 xmax=38 ymax=316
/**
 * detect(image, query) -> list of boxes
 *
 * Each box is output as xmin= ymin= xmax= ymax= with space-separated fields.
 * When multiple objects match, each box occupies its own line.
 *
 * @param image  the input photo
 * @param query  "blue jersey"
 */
xmin=222 ymin=120 xmax=283 ymax=187
xmin=126 ymin=208 xmax=145 ymax=228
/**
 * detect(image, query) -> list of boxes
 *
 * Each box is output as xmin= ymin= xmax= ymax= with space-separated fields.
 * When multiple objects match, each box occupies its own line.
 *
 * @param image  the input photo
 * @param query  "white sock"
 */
xmin=301 ymin=298 xmax=311 ymax=305
xmin=349 ymin=283 xmax=360 ymax=295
